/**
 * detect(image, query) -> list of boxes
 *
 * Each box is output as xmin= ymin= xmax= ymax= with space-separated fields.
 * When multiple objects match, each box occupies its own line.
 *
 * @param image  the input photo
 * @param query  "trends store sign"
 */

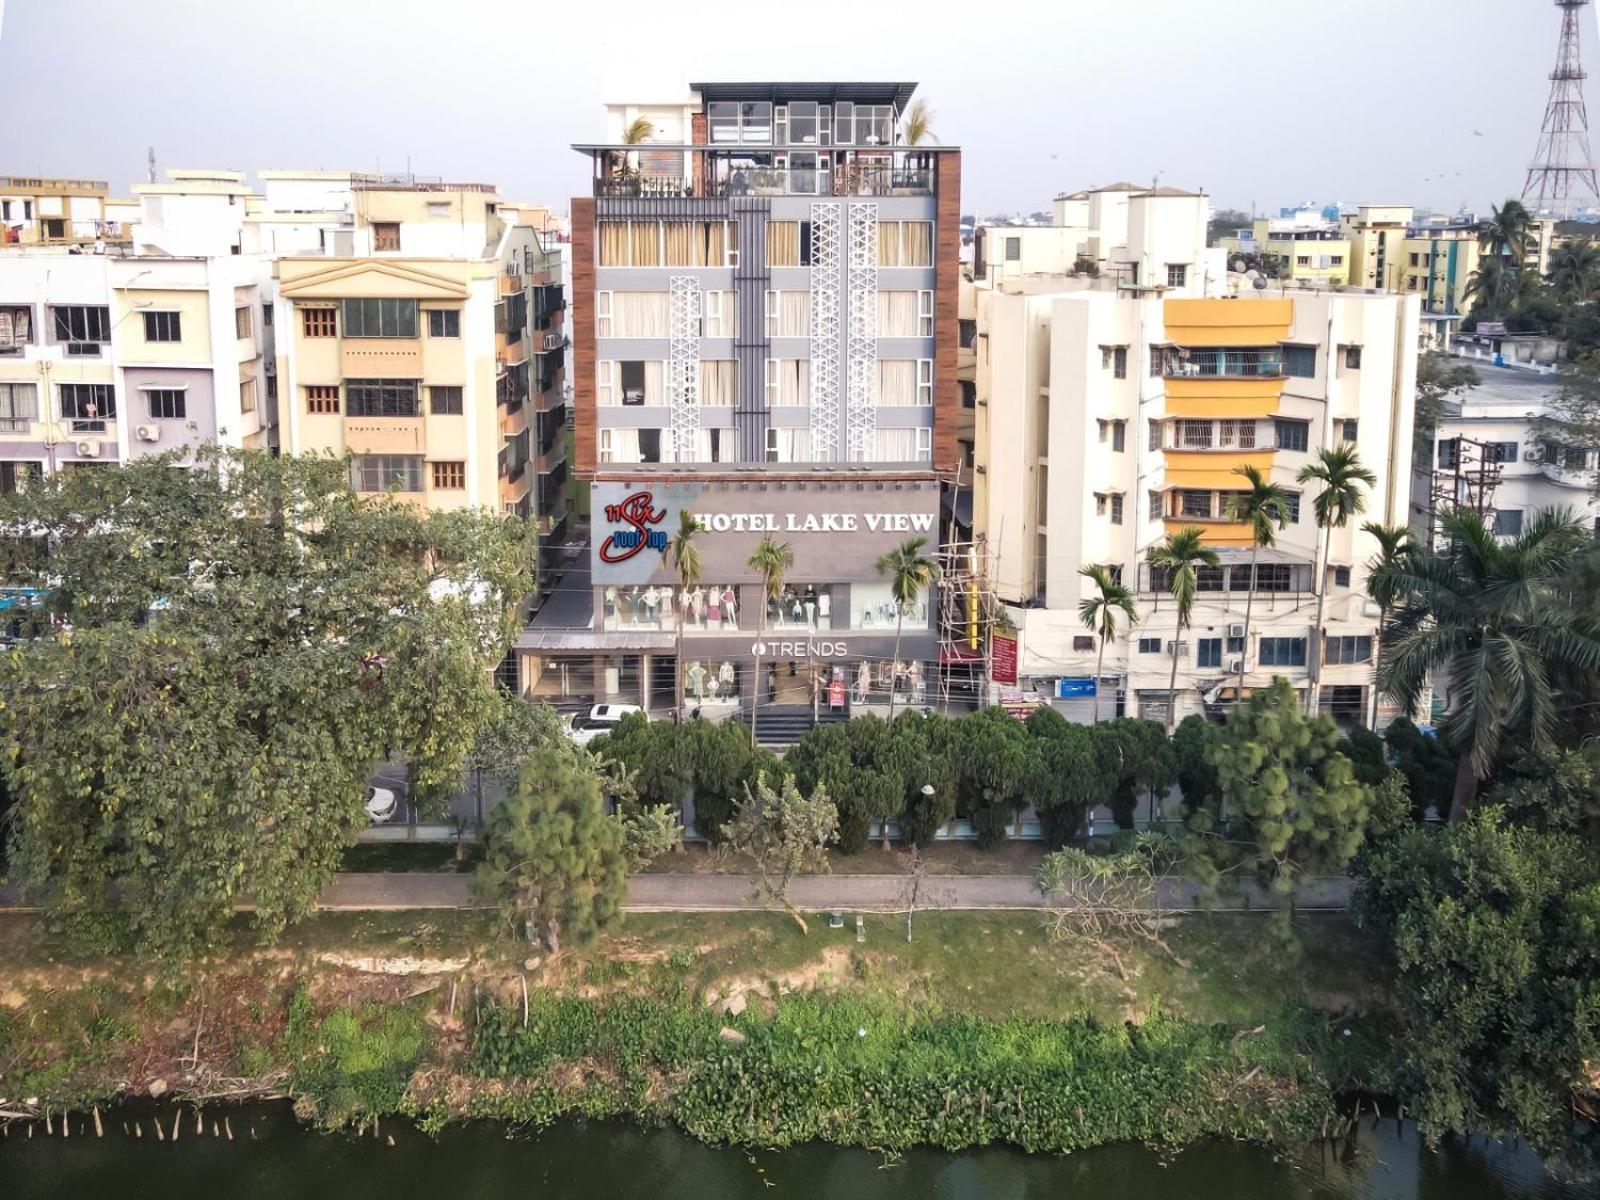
xmin=592 ymin=479 xmax=941 ymax=586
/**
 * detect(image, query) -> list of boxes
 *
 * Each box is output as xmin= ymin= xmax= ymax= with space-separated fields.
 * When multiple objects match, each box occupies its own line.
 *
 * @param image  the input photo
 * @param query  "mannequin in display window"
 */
xmin=803 ymin=585 xmax=817 ymax=629
xmin=718 ymin=660 xmax=735 ymax=699
xmin=686 ymin=660 xmax=708 ymax=701
xmin=691 ymin=586 xmax=707 ymax=628
xmin=708 ymin=588 xmax=722 ymax=627
xmin=908 ymin=660 xmax=924 ymax=702
xmin=853 ymin=660 xmax=871 ymax=704
xmin=816 ymin=588 xmax=831 ymax=629
xmin=604 ymin=586 xmax=618 ymax=625
xmin=721 ymin=586 xmax=738 ymax=628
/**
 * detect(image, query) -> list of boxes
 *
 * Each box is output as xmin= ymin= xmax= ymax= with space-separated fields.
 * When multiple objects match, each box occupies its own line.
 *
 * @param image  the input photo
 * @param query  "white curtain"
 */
xmin=873 ymin=429 xmax=918 ymax=460
xmin=704 ymin=291 xmax=737 ymax=337
xmin=770 ymin=428 xmax=812 ymax=462
xmin=610 ymin=293 xmax=669 ymax=338
xmin=699 ymin=360 xmax=736 ymax=406
xmin=773 ymin=360 xmax=810 ymax=407
xmin=877 ymin=360 xmax=916 ymax=406
xmin=876 ymin=292 xmax=918 ymax=336
xmin=770 ymin=291 xmax=809 ymax=336
xmin=696 ymin=428 xmax=733 ymax=462
xmin=606 ymin=429 xmax=642 ymax=463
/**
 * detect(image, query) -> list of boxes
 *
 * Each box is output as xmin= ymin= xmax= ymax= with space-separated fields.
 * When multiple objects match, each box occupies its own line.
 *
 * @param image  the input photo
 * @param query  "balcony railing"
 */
xmin=596 ymin=152 xmax=936 ymax=199
xmin=1162 ymin=348 xmax=1284 ymax=379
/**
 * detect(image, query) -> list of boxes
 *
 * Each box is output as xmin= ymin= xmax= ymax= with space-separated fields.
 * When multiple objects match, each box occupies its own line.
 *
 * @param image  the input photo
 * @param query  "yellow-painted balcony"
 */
xmin=1163 ymin=450 xmax=1277 ymax=489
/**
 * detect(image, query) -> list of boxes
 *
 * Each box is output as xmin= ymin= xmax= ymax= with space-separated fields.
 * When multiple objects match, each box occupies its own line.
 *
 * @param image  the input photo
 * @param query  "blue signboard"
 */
xmin=1056 ymin=677 xmax=1098 ymax=699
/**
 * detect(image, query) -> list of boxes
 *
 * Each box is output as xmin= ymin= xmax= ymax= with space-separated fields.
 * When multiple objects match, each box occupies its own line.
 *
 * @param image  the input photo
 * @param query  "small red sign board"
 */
xmin=991 ymin=632 xmax=1018 ymax=684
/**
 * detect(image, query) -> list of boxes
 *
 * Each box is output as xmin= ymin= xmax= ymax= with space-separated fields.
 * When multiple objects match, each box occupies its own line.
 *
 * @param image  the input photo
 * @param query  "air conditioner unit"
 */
xmin=542 ymin=332 xmax=564 ymax=351
xmin=136 ymin=424 xmax=161 ymax=442
xmin=1523 ymin=450 xmax=1543 ymax=462
xmin=1168 ymin=639 xmax=1188 ymax=655
xmin=1227 ymin=623 xmax=1246 ymax=639
xmin=1226 ymin=658 xmax=1245 ymax=674
xmin=75 ymin=439 xmax=101 ymax=458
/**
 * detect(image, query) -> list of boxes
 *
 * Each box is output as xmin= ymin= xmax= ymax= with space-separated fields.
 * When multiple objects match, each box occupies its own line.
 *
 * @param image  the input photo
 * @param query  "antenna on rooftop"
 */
xmin=146 ymin=146 xmax=157 ymax=184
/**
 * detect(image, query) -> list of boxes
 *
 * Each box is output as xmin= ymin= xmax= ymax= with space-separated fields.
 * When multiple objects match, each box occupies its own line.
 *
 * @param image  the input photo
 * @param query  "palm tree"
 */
xmin=1360 ymin=521 xmax=1416 ymax=730
xmin=1225 ymin=465 xmax=1291 ymax=707
xmin=903 ymin=99 xmax=937 ymax=146
xmin=1381 ymin=507 xmax=1600 ymax=821
xmin=1298 ymin=444 xmax=1377 ymax=717
xmin=746 ymin=535 xmax=794 ymax=745
xmin=876 ymin=536 xmax=939 ymax=720
xmin=1078 ymin=564 xmax=1137 ymax=723
xmin=1144 ymin=528 xmax=1220 ymax=729
xmin=1464 ymin=257 xmax=1509 ymax=317
xmin=1477 ymin=198 xmax=1533 ymax=266
xmin=608 ymin=116 xmax=655 ymax=181
xmin=666 ymin=510 xmax=703 ymax=722
xmin=1549 ymin=238 xmax=1600 ymax=302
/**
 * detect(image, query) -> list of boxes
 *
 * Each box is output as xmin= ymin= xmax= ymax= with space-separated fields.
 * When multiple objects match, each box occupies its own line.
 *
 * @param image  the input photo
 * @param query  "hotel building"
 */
xmin=518 ymin=82 xmax=961 ymax=721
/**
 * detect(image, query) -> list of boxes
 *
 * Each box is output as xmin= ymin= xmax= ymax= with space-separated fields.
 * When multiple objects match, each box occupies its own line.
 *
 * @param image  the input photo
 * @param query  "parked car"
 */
xmin=364 ymin=786 xmax=398 ymax=824
xmin=566 ymin=703 xmax=645 ymax=746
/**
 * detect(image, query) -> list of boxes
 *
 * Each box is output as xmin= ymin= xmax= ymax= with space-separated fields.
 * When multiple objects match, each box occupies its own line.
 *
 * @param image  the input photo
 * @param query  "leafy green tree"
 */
xmin=896 ymin=712 xmax=958 ymax=847
xmin=1413 ymin=354 xmax=1481 ymax=437
xmin=1549 ymin=237 xmax=1600 ymax=303
xmin=747 ymin=535 xmax=794 ymax=743
xmin=1361 ymin=521 xmax=1418 ymax=729
xmin=1464 ymin=257 xmax=1511 ymax=318
xmin=949 ymin=706 xmax=1042 ymax=847
xmin=785 ymin=718 xmax=896 ymax=852
xmin=1145 ymin=528 xmax=1220 ymax=729
xmin=463 ymin=693 xmax=572 ymax=815
xmin=1546 ymin=350 xmax=1600 ymax=497
xmin=1171 ymin=714 xmax=1221 ymax=817
xmin=1191 ymin=679 xmax=1373 ymax=901
xmin=1381 ymin=507 xmax=1600 ymax=821
xmin=1476 ymin=198 xmax=1533 ymax=266
xmin=875 ymin=537 xmax=939 ymax=721
xmin=1025 ymin=706 xmax=1108 ymax=845
xmin=665 ymin=511 xmax=704 ymax=719
xmin=0 ymin=449 xmax=527 ymax=959
xmin=614 ymin=802 xmax=682 ymax=872
xmin=1383 ymin=717 xmax=1456 ymax=821
xmin=1094 ymin=718 xmax=1174 ymax=829
xmin=1487 ymin=743 xmax=1600 ymax=844
xmin=1036 ymin=833 xmax=1186 ymax=975
xmin=1077 ymin=563 xmax=1137 ymax=723
xmin=1226 ymin=464 xmax=1291 ymax=705
xmin=1336 ymin=725 xmax=1391 ymax=787
xmin=476 ymin=749 xmax=628 ymax=952
xmin=1298 ymin=444 xmax=1376 ymax=717
xmin=723 ymin=772 xmax=837 ymax=934
xmin=1354 ymin=809 xmax=1600 ymax=1165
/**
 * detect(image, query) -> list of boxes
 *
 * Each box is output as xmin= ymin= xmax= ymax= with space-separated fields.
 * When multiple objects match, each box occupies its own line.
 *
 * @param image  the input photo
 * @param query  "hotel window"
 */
xmin=696 ymin=427 xmax=734 ymax=463
xmin=59 ymin=383 xmax=115 ymax=432
xmin=302 ymin=306 xmax=337 ymax=337
xmin=766 ymin=426 xmax=813 ymax=463
xmin=598 ymin=428 xmax=615 ymax=463
xmin=1259 ymin=637 xmax=1308 ymax=667
xmin=1255 ymin=564 xmax=1293 ymax=592
xmin=235 ymin=307 xmax=252 ymax=339
xmin=708 ymin=101 xmax=739 ymax=144
xmin=699 ymin=360 xmax=737 ymax=407
xmin=767 ymin=290 xmax=810 ymax=337
xmin=372 ymin=222 xmax=401 ymax=252
xmin=787 ymin=100 xmax=819 ymax=145
xmin=352 ymin=454 xmax=422 ymax=492
xmin=429 ymin=385 xmax=464 ymax=415
xmin=346 ymin=379 xmax=420 ymax=417
xmin=239 ymin=377 xmax=257 ymax=414
xmin=0 ymin=382 xmax=40 ymax=431
xmin=145 ymin=388 xmax=186 ymax=420
xmin=766 ymin=221 xmax=813 ymax=267
xmin=703 ymin=290 xmax=736 ymax=337
xmin=879 ymin=221 xmax=933 ymax=267
xmin=341 ymin=298 xmax=418 ymax=338
xmin=306 ymin=385 xmax=339 ymax=414
xmin=917 ymin=358 xmax=933 ymax=405
xmin=876 ymin=291 xmax=928 ymax=337
xmin=427 ymin=309 xmax=460 ymax=338
xmin=431 ymin=461 xmax=466 ymax=490
xmin=1283 ymin=344 xmax=1316 ymax=377
xmin=1166 ymin=264 xmax=1187 ymax=287
xmin=915 ymin=426 xmax=932 ymax=461
xmin=1325 ymin=635 xmax=1373 ymax=665
xmin=143 ymin=311 xmax=181 ymax=342
xmin=601 ymin=292 xmax=669 ymax=338
xmin=52 ymin=304 xmax=110 ymax=344
xmin=663 ymin=220 xmax=728 ymax=266
xmin=767 ymin=359 xmax=811 ymax=407
xmin=1274 ymin=418 xmax=1310 ymax=452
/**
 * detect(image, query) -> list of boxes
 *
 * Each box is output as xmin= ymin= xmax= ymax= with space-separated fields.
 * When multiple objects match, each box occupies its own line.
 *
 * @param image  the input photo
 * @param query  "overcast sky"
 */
xmin=0 ymin=0 xmax=1579 ymax=218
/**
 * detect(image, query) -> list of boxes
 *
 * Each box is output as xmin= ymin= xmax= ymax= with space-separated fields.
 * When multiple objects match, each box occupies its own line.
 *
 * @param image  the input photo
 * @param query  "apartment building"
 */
xmin=0 ymin=176 xmax=133 ymax=247
xmin=973 ymin=286 xmax=1420 ymax=728
xmin=1347 ymin=205 xmax=1555 ymax=297
xmin=520 ymin=81 xmax=960 ymax=715
xmin=973 ymin=182 xmax=1225 ymax=292
xmin=1220 ymin=209 xmax=1352 ymax=286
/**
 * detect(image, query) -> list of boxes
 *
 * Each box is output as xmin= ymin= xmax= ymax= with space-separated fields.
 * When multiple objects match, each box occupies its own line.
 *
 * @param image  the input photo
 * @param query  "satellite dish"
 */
xmin=1252 ymin=276 xmax=1269 ymax=290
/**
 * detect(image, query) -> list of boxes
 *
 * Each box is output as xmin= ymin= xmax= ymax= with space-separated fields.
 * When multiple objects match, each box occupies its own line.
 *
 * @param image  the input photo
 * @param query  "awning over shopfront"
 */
xmin=514 ymin=628 xmax=676 ymax=654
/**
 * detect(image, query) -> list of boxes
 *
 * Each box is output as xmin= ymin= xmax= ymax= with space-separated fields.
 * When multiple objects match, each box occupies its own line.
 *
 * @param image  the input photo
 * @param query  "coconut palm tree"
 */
xmin=1477 ymin=198 xmax=1533 ymax=266
xmin=1381 ymin=507 xmax=1600 ymax=821
xmin=666 ymin=510 xmax=703 ymax=722
xmin=903 ymin=99 xmax=937 ymax=146
xmin=1464 ymin=257 xmax=1510 ymax=317
xmin=1224 ymin=465 xmax=1291 ymax=707
xmin=1298 ymin=445 xmax=1377 ymax=716
xmin=606 ymin=116 xmax=655 ymax=183
xmin=1360 ymin=520 xmax=1416 ymax=730
xmin=1549 ymin=238 xmax=1600 ymax=302
xmin=746 ymin=535 xmax=794 ymax=745
xmin=1145 ymin=528 xmax=1220 ymax=729
xmin=1078 ymin=564 xmax=1137 ymax=723
xmin=875 ymin=536 xmax=939 ymax=720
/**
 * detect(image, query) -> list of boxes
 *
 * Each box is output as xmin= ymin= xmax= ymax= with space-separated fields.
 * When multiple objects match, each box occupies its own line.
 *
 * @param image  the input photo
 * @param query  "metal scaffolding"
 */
xmin=935 ymin=533 xmax=1002 ymax=712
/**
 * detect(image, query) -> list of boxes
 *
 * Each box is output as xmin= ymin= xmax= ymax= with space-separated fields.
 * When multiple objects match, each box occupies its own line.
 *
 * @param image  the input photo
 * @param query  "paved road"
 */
xmin=317 ymin=872 xmax=1355 ymax=912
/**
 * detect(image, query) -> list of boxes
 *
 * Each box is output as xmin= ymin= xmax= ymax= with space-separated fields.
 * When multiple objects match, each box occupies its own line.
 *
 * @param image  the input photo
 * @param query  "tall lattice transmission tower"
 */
xmin=1524 ymin=0 xmax=1600 ymax=219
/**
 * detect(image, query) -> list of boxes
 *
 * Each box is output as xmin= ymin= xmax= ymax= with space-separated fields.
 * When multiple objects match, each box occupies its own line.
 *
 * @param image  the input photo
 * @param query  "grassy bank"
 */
xmin=0 ymin=909 xmax=1394 ymax=1153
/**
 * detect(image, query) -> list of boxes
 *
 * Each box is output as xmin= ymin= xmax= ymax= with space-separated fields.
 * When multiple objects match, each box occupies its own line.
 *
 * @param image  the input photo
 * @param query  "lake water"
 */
xmin=0 ymin=1103 xmax=1588 ymax=1199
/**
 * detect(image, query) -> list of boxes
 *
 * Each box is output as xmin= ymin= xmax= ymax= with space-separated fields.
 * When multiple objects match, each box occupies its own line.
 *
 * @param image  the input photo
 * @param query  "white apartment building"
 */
xmin=973 ymin=283 xmax=1420 ymax=728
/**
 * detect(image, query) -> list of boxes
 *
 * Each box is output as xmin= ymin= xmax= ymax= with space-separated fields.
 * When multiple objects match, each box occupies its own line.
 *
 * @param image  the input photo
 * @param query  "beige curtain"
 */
xmin=903 ymin=222 xmax=933 ymax=266
xmin=702 ymin=221 xmax=726 ymax=265
xmin=599 ymin=223 xmax=630 ymax=266
xmin=699 ymin=360 xmax=736 ymax=406
xmin=768 ymin=222 xmax=800 ymax=266
xmin=877 ymin=360 xmax=915 ymax=406
xmin=878 ymin=221 xmax=901 ymax=266
xmin=769 ymin=291 xmax=809 ymax=337
xmin=643 ymin=360 xmax=664 ymax=404
xmin=876 ymin=292 xmax=918 ymax=336
xmin=704 ymin=291 xmax=736 ymax=337
xmin=769 ymin=428 xmax=812 ymax=463
xmin=874 ymin=429 xmax=919 ymax=460
xmin=774 ymin=360 xmax=811 ymax=407
xmin=662 ymin=222 xmax=694 ymax=266
xmin=610 ymin=293 xmax=669 ymax=338
xmin=631 ymin=221 xmax=661 ymax=266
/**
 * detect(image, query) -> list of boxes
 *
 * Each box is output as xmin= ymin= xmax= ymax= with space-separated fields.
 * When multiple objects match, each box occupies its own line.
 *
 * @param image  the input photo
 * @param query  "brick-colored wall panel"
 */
xmin=571 ymin=196 xmax=596 ymax=477
xmin=933 ymin=151 xmax=962 ymax=475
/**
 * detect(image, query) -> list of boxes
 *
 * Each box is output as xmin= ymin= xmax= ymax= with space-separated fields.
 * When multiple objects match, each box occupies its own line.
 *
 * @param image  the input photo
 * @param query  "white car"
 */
xmin=566 ymin=703 xmax=645 ymax=746
xmin=365 ymin=786 xmax=398 ymax=824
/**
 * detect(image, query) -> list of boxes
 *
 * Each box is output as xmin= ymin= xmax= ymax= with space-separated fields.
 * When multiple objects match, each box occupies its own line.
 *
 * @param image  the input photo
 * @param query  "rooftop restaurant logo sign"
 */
xmin=599 ymin=491 xmax=668 ymax=564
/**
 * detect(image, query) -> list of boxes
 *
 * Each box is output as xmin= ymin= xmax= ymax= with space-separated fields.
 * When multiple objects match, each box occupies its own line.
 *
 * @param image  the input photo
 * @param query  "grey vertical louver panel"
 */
xmin=732 ymin=197 xmax=771 ymax=463
xmin=595 ymin=197 xmax=731 ymax=221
